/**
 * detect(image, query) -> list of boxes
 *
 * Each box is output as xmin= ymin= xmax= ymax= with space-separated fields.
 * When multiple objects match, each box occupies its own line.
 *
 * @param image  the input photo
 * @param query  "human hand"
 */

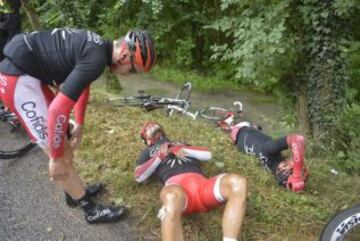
xmin=158 ymin=143 xmax=169 ymax=160
xmin=69 ymin=124 xmax=83 ymax=150
xmin=287 ymin=175 xmax=305 ymax=192
xmin=169 ymin=145 xmax=186 ymax=159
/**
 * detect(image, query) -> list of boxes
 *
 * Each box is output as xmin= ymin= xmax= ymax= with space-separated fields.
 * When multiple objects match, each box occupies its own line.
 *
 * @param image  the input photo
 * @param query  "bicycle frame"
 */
xmin=167 ymin=100 xmax=244 ymax=123
xmin=106 ymin=82 xmax=245 ymax=126
xmin=166 ymin=104 xmax=199 ymax=120
xmin=0 ymin=105 xmax=20 ymax=129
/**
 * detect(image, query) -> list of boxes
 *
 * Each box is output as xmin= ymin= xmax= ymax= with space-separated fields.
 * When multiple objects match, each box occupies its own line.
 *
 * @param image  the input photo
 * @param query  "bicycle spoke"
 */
xmin=199 ymin=107 xmax=228 ymax=121
xmin=0 ymin=117 xmax=35 ymax=159
xmin=175 ymin=82 xmax=192 ymax=101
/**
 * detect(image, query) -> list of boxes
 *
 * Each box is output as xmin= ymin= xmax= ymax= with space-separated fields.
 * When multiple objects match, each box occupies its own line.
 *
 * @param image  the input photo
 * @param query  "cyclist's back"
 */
xmin=0 ymin=28 xmax=112 ymax=99
xmin=0 ymin=28 xmax=156 ymax=224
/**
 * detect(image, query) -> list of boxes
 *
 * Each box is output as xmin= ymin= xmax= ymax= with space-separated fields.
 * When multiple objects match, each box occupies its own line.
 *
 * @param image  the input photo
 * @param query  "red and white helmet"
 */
xmin=125 ymin=29 xmax=156 ymax=73
xmin=140 ymin=122 xmax=164 ymax=145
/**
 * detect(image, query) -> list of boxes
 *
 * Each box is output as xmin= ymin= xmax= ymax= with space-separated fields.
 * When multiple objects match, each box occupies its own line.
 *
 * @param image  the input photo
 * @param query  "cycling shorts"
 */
xmin=0 ymin=73 xmax=54 ymax=149
xmin=165 ymin=172 xmax=227 ymax=215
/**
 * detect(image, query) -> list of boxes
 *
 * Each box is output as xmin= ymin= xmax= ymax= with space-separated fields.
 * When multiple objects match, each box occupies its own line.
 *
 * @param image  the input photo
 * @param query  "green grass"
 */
xmin=150 ymin=66 xmax=245 ymax=93
xmin=74 ymin=86 xmax=360 ymax=241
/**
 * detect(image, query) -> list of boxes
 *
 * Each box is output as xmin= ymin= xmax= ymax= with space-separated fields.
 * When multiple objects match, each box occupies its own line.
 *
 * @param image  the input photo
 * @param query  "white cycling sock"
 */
xmin=223 ymin=237 xmax=237 ymax=241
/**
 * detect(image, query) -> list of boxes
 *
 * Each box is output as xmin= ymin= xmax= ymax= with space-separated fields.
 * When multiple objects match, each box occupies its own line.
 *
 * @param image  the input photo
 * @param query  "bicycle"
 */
xmin=0 ymin=103 xmax=37 ymax=159
xmin=106 ymin=82 xmax=248 ymax=126
xmin=106 ymin=82 xmax=198 ymax=119
xmin=320 ymin=204 xmax=360 ymax=241
xmin=0 ymin=102 xmax=76 ymax=160
xmin=200 ymin=101 xmax=263 ymax=133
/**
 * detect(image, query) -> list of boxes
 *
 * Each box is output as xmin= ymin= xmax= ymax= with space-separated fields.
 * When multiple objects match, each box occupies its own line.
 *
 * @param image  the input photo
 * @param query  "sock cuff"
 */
xmin=223 ymin=237 xmax=237 ymax=241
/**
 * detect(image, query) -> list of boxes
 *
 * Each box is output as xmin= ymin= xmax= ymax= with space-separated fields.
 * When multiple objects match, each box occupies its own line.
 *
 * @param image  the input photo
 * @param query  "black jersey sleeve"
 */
xmin=60 ymin=46 xmax=107 ymax=101
xmin=136 ymin=149 xmax=152 ymax=165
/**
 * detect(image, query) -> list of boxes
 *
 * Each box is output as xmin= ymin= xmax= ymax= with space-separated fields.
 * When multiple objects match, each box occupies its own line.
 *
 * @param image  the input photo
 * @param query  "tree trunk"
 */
xmin=20 ymin=0 xmax=42 ymax=31
xmin=295 ymin=85 xmax=311 ymax=136
xmin=295 ymin=0 xmax=349 ymax=149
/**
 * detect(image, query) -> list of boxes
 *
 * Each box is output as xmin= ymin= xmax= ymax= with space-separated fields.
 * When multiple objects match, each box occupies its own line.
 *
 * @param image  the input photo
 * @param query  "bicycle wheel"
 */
xmin=0 ymin=107 xmax=36 ymax=159
xmin=199 ymin=107 xmax=228 ymax=121
xmin=106 ymin=96 xmax=148 ymax=107
xmin=175 ymin=82 xmax=192 ymax=101
xmin=320 ymin=204 xmax=360 ymax=241
xmin=167 ymin=82 xmax=192 ymax=116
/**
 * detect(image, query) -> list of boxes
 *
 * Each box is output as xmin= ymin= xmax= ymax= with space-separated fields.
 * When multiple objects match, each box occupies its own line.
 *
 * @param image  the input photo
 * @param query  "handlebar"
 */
xmin=233 ymin=101 xmax=243 ymax=114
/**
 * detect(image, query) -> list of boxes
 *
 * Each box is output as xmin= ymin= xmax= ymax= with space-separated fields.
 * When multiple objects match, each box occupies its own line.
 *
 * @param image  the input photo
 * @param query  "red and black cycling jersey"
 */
xmin=135 ymin=137 xmax=212 ymax=184
xmin=0 ymin=28 xmax=113 ymax=101
xmin=235 ymin=126 xmax=288 ymax=172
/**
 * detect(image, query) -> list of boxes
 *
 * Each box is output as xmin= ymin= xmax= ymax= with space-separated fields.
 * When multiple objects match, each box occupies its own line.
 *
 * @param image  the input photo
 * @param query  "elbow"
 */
xmin=134 ymin=173 xmax=144 ymax=183
xmin=134 ymin=170 xmax=142 ymax=183
xmin=134 ymin=169 xmax=146 ymax=183
xmin=135 ymin=177 xmax=143 ymax=183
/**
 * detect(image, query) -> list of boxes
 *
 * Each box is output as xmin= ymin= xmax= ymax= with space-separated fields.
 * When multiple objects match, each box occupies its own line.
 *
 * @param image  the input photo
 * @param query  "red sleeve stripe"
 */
xmin=48 ymin=92 xmax=75 ymax=159
xmin=134 ymin=155 xmax=162 ymax=182
xmin=74 ymin=86 xmax=90 ymax=124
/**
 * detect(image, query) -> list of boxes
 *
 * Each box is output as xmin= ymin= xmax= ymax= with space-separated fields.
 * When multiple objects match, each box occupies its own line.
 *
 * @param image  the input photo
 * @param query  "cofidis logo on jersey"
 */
xmin=21 ymin=101 xmax=47 ymax=140
xmin=87 ymin=31 xmax=103 ymax=45
xmin=53 ymin=114 xmax=67 ymax=149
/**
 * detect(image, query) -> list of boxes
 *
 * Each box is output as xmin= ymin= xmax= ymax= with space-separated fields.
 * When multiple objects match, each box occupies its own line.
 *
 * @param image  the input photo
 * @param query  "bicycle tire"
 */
xmin=175 ymin=82 xmax=192 ymax=101
xmin=0 ymin=142 xmax=36 ymax=159
xmin=199 ymin=107 xmax=228 ymax=121
xmin=106 ymin=96 xmax=149 ymax=107
xmin=167 ymin=82 xmax=192 ymax=116
xmin=0 ymin=106 xmax=36 ymax=159
xmin=320 ymin=204 xmax=360 ymax=241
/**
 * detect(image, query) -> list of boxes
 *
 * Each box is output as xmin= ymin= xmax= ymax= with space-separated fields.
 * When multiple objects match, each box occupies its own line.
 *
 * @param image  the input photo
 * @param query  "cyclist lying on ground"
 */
xmin=218 ymin=114 xmax=309 ymax=192
xmin=134 ymin=122 xmax=247 ymax=241
xmin=0 ymin=27 xmax=156 ymax=223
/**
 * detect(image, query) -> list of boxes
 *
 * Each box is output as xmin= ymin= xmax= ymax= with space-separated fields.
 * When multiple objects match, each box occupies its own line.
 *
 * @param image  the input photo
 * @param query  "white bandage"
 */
xmin=223 ymin=237 xmax=237 ymax=241
xmin=157 ymin=206 xmax=167 ymax=221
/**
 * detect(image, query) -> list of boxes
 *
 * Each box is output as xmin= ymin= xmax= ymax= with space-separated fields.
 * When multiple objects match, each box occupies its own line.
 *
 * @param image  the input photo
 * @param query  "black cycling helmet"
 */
xmin=124 ymin=29 xmax=156 ymax=72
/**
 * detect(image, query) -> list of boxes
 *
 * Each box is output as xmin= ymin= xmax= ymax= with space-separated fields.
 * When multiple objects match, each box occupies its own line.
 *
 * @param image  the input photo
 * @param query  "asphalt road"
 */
xmin=0 ymin=146 xmax=142 ymax=241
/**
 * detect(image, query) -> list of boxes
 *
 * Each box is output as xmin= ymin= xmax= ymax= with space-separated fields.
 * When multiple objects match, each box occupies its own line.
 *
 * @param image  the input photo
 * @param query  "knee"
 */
xmin=63 ymin=156 xmax=74 ymax=166
xmin=48 ymin=159 xmax=69 ymax=181
xmin=160 ymin=187 xmax=186 ymax=215
xmin=226 ymin=174 xmax=248 ymax=196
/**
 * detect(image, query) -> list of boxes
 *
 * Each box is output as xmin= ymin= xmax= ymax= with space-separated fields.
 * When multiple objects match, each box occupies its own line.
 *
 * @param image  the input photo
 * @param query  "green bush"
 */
xmin=333 ymin=103 xmax=360 ymax=173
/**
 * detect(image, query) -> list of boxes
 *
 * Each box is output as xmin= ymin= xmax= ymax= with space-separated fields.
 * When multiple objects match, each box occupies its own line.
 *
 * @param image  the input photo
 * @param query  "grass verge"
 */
xmin=75 ymin=86 xmax=360 ymax=241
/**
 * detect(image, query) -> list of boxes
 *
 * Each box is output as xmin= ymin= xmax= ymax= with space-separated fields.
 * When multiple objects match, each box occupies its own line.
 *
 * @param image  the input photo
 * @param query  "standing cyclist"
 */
xmin=0 ymin=28 xmax=156 ymax=223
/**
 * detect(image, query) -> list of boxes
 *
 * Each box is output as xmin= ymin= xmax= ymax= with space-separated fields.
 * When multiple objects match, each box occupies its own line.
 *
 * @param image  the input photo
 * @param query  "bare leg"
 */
xmin=46 ymin=141 xmax=85 ymax=199
xmin=220 ymin=174 xmax=248 ymax=240
xmin=159 ymin=185 xmax=187 ymax=241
